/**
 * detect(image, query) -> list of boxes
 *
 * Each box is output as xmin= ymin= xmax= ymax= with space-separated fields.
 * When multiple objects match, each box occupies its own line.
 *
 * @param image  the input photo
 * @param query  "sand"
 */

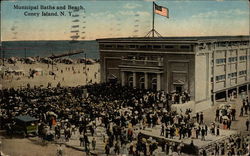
xmin=0 ymin=61 xmax=100 ymax=89
xmin=0 ymin=136 xmax=86 ymax=156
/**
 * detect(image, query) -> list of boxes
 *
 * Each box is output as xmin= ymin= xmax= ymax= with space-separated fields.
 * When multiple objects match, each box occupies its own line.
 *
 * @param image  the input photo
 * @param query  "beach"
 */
xmin=0 ymin=61 xmax=100 ymax=89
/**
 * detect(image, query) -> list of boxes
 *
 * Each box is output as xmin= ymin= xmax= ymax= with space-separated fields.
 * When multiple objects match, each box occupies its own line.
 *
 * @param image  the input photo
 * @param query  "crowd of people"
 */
xmin=0 ymin=83 xmax=249 ymax=155
xmin=204 ymin=134 xmax=250 ymax=156
xmin=0 ymin=84 xmax=172 ymax=153
xmin=214 ymin=95 xmax=250 ymax=131
xmin=170 ymin=92 xmax=191 ymax=104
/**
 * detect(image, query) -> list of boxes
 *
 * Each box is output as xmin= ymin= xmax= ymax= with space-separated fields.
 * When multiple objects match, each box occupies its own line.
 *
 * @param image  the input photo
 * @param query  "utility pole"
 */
xmin=51 ymin=47 xmax=54 ymax=72
xmin=24 ymin=48 xmax=27 ymax=59
xmin=85 ymin=53 xmax=87 ymax=85
xmin=0 ymin=43 xmax=3 ymax=66
xmin=2 ymin=49 xmax=5 ymax=66
xmin=52 ymin=53 xmax=54 ymax=72
xmin=152 ymin=2 xmax=155 ymax=37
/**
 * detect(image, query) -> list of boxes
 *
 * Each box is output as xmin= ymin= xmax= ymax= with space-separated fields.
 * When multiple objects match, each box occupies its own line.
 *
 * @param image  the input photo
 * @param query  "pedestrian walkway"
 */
xmin=139 ymin=125 xmax=237 ymax=148
xmin=59 ymin=121 xmax=237 ymax=156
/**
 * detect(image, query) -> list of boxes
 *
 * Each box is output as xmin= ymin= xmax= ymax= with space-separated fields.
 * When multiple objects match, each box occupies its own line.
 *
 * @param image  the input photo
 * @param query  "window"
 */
xmin=153 ymin=45 xmax=161 ymax=49
xmin=117 ymin=45 xmax=124 ymax=48
xmin=180 ymin=45 xmax=190 ymax=49
xmin=228 ymin=72 xmax=237 ymax=78
xmin=239 ymin=70 xmax=247 ymax=75
xmin=216 ymin=74 xmax=226 ymax=81
xmin=218 ymin=42 xmax=227 ymax=47
xmin=165 ymin=45 xmax=174 ymax=49
xmin=105 ymin=45 xmax=113 ymax=48
xmin=241 ymin=41 xmax=248 ymax=45
xmin=127 ymin=55 xmax=134 ymax=59
xmin=216 ymin=58 xmax=226 ymax=64
xmin=129 ymin=45 xmax=136 ymax=49
xmin=139 ymin=45 xmax=147 ymax=49
xmin=239 ymin=56 xmax=247 ymax=61
xmin=147 ymin=45 xmax=152 ymax=49
xmin=100 ymin=44 xmax=104 ymax=48
xmin=228 ymin=57 xmax=237 ymax=62
xmin=216 ymin=59 xmax=219 ymax=64
xmin=231 ymin=42 xmax=237 ymax=46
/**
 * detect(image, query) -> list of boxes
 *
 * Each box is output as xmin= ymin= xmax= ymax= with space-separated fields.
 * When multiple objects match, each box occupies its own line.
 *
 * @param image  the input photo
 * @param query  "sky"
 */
xmin=1 ymin=0 xmax=249 ymax=41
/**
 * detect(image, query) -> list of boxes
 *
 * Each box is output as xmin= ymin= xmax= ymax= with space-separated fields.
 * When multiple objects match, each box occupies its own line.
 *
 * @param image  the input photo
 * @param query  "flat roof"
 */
xmin=97 ymin=35 xmax=250 ymax=43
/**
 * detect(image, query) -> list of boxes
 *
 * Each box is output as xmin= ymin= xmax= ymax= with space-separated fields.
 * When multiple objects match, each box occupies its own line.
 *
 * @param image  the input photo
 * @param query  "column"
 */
xmin=213 ymin=93 xmax=216 ymax=106
xmin=236 ymin=49 xmax=239 ymax=84
xmin=236 ymin=86 xmax=239 ymax=98
xmin=225 ymin=49 xmax=228 ymax=88
xmin=247 ymin=84 xmax=249 ymax=97
xmin=121 ymin=71 xmax=125 ymax=86
xmin=157 ymin=73 xmax=161 ymax=91
xmin=144 ymin=72 xmax=148 ymax=89
xmin=212 ymin=45 xmax=216 ymax=102
xmin=246 ymin=49 xmax=249 ymax=82
xmin=225 ymin=89 xmax=228 ymax=102
xmin=133 ymin=72 xmax=136 ymax=88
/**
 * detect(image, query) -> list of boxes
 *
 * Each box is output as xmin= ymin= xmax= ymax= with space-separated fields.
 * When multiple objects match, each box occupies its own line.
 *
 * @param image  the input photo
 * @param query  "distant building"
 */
xmin=97 ymin=36 xmax=250 ymax=110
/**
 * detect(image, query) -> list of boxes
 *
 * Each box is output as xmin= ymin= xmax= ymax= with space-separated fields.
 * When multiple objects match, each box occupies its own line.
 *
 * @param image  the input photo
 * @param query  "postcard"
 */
xmin=0 ymin=0 xmax=249 ymax=156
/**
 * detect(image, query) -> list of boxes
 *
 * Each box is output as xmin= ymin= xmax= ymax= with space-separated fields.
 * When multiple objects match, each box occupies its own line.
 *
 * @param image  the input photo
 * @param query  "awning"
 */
xmin=173 ymin=80 xmax=185 ymax=85
xmin=107 ymin=74 xmax=117 ymax=80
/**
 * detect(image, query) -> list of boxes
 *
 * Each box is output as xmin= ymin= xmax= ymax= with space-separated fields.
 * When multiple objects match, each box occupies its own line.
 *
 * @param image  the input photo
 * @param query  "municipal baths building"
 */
xmin=97 ymin=36 xmax=250 ymax=111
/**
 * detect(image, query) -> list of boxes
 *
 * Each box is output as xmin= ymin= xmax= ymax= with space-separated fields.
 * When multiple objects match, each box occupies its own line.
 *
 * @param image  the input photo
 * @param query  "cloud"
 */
xmin=123 ymin=3 xmax=142 ymax=9
xmin=90 ymin=11 xmax=115 ymax=19
xmin=157 ymin=18 xmax=249 ymax=37
xmin=119 ymin=11 xmax=150 ymax=17
xmin=173 ymin=0 xmax=191 ymax=3
xmin=136 ymin=11 xmax=150 ymax=17
xmin=119 ymin=10 xmax=134 ymax=16
xmin=192 ymin=9 xmax=249 ymax=19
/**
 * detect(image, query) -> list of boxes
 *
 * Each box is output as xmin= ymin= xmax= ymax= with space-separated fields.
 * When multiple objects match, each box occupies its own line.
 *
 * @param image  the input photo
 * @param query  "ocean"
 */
xmin=1 ymin=40 xmax=99 ymax=59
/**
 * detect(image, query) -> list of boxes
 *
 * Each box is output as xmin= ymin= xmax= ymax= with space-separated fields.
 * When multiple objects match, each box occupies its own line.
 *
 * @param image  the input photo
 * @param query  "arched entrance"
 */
xmin=128 ymin=76 xmax=133 ymax=87
xmin=139 ymin=77 xmax=145 ymax=89
xmin=151 ymin=78 xmax=157 ymax=91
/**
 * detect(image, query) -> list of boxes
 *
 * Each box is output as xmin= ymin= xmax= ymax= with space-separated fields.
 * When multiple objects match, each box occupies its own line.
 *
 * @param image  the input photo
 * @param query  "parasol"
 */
xmin=222 ymin=116 xmax=229 ymax=120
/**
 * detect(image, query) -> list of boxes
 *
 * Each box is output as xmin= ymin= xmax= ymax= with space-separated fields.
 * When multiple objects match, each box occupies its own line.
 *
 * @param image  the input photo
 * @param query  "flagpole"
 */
xmin=152 ymin=2 xmax=155 ymax=37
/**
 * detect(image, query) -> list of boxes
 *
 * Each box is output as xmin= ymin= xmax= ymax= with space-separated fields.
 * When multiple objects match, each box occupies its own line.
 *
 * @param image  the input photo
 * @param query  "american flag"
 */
xmin=154 ymin=3 xmax=169 ymax=18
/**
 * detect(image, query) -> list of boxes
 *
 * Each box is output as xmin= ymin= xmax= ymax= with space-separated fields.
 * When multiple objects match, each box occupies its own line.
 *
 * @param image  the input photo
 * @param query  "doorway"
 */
xmin=175 ymin=85 xmax=183 ymax=93
xmin=128 ymin=76 xmax=133 ymax=87
xmin=139 ymin=77 xmax=145 ymax=89
xmin=152 ymin=78 xmax=157 ymax=91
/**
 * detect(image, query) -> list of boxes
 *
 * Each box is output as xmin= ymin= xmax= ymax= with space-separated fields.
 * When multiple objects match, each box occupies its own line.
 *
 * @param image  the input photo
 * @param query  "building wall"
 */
xmin=98 ymin=36 xmax=250 ymax=109
xmin=248 ymin=48 xmax=250 ymax=82
xmin=212 ymin=44 xmax=250 ymax=93
xmin=195 ymin=53 xmax=210 ymax=102
xmin=163 ymin=54 xmax=195 ymax=99
xmin=100 ymin=51 xmax=122 ymax=83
